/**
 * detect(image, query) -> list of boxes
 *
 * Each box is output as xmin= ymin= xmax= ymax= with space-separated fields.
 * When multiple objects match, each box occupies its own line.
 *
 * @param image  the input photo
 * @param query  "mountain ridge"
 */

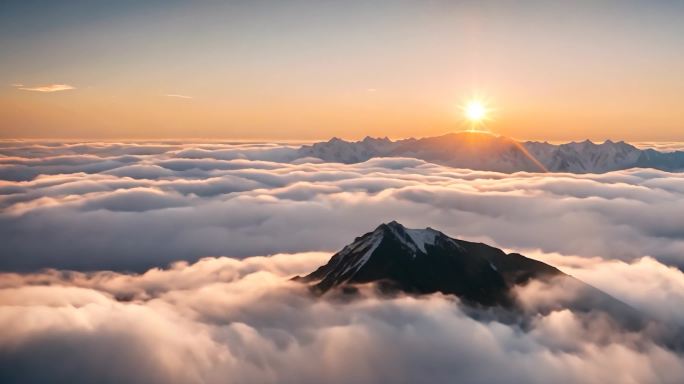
xmin=298 ymin=131 xmax=684 ymax=173
xmin=295 ymin=221 xmax=646 ymax=329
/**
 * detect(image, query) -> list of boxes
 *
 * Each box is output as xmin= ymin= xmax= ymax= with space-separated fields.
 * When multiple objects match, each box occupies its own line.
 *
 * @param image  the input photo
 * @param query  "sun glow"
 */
xmin=464 ymin=100 xmax=487 ymax=122
xmin=458 ymin=98 xmax=493 ymax=132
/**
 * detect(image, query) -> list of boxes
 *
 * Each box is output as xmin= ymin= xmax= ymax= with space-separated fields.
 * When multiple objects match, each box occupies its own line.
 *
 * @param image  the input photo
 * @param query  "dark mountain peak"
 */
xmin=294 ymin=222 xmax=647 ymax=329
xmin=374 ymin=221 xmax=448 ymax=255
xmin=297 ymin=222 xmax=562 ymax=306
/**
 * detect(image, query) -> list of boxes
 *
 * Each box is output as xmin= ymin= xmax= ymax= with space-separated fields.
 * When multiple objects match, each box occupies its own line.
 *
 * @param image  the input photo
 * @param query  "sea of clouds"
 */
xmin=2 ymin=140 xmax=684 ymax=383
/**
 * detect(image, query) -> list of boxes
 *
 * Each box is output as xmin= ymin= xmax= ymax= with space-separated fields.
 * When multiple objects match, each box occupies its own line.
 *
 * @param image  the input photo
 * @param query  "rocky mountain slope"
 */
xmin=295 ymin=221 xmax=644 ymax=328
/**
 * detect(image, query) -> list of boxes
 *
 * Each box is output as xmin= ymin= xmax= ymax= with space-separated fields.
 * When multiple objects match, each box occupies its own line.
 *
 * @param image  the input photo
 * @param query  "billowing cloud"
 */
xmin=635 ymin=142 xmax=684 ymax=152
xmin=2 ymin=140 xmax=684 ymax=382
xmin=530 ymin=252 xmax=684 ymax=324
xmin=2 ymin=141 xmax=684 ymax=272
xmin=1 ymin=253 xmax=683 ymax=384
xmin=16 ymin=83 xmax=75 ymax=92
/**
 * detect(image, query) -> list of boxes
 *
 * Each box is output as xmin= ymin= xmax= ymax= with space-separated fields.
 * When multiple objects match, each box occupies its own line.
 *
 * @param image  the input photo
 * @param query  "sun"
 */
xmin=457 ymin=97 xmax=494 ymax=132
xmin=464 ymin=100 xmax=487 ymax=122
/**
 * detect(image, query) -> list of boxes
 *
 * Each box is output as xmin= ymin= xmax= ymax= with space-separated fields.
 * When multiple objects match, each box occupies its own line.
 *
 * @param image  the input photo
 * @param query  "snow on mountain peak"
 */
xmin=381 ymin=221 xmax=443 ymax=255
xmin=405 ymin=228 xmax=439 ymax=253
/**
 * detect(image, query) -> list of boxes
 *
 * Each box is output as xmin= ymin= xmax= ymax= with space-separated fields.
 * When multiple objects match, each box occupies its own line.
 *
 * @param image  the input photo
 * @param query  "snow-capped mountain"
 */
xmin=299 ymin=132 xmax=545 ymax=172
xmin=297 ymin=221 xmax=561 ymax=306
xmin=298 ymin=136 xmax=400 ymax=163
xmin=296 ymin=221 xmax=645 ymax=326
xmin=297 ymin=132 xmax=684 ymax=173
xmin=524 ymin=139 xmax=642 ymax=172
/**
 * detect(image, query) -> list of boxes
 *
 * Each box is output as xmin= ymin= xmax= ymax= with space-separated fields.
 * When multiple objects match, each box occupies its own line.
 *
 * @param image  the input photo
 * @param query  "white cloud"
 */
xmin=0 ymin=253 xmax=683 ymax=383
xmin=3 ymin=141 xmax=684 ymax=382
xmin=2 ymin=141 xmax=684 ymax=272
xmin=17 ymin=83 xmax=75 ymax=92
xmin=164 ymin=94 xmax=193 ymax=99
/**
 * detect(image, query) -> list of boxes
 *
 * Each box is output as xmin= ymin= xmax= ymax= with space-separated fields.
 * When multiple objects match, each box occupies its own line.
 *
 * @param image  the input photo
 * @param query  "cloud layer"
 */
xmin=3 ymin=140 xmax=684 ymax=382
xmin=1 ymin=253 xmax=683 ymax=384
xmin=2 ymin=140 xmax=684 ymax=271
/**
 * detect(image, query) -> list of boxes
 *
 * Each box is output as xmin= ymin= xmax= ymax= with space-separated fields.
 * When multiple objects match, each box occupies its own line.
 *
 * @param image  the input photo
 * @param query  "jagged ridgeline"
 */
xmin=297 ymin=132 xmax=684 ymax=173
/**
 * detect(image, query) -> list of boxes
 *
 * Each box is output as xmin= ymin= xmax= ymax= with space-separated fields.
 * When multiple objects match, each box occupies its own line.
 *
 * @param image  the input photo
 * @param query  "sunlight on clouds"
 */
xmin=1 ymin=253 xmax=683 ymax=383
xmin=16 ymin=83 xmax=75 ymax=92
xmin=2 ymin=141 xmax=684 ymax=382
xmin=2 ymin=141 xmax=684 ymax=272
xmin=164 ymin=94 xmax=193 ymax=99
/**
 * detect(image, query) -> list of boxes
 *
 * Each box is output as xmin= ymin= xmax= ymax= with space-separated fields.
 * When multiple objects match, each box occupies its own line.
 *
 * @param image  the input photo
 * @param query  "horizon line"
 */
xmin=1 ymin=131 xmax=683 ymax=145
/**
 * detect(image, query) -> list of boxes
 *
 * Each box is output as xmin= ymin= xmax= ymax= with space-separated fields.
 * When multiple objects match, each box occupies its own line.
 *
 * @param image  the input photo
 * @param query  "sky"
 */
xmin=1 ymin=0 xmax=683 ymax=141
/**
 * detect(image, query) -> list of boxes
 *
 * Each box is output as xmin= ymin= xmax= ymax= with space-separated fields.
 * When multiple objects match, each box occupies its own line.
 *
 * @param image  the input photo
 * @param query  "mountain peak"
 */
xmin=379 ymin=220 xmax=406 ymax=233
xmin=362 ymin=136 xmax=391 ymax=144
xmin=295 ymin=222 xmax=645 ymax=327
xmin=297 ymin=222 xmax=562 ymax=306
xmin=377 ymin=221 xmax=443 ymax=254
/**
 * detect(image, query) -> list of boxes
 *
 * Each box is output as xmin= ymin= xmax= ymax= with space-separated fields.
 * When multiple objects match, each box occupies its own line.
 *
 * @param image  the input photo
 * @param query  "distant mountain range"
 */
xmin=295 ymin=221 xmax=644 ymax=327
xmin=298 ymin=132 xmax=684 ymax=173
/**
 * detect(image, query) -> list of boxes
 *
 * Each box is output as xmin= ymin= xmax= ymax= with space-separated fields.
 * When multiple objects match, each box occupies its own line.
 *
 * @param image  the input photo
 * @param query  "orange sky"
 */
xmin=2 ymin=1 xmax=683 ymax=141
